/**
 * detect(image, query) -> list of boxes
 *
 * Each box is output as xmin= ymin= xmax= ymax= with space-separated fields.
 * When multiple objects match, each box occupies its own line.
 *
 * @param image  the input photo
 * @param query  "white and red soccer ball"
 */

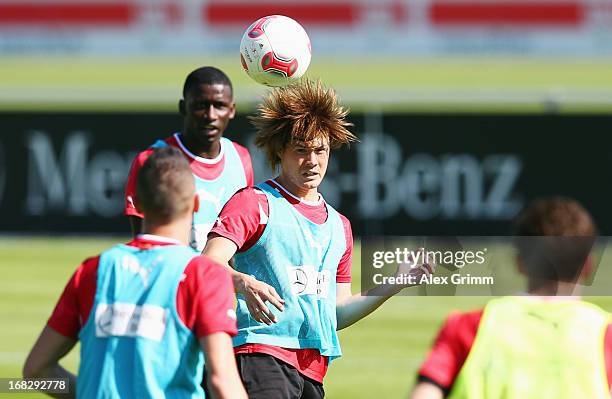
xmin=240 ymin=15 xmax=312 ymax=87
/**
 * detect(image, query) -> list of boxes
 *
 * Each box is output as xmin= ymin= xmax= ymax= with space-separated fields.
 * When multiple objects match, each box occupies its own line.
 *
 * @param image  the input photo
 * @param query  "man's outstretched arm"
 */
xmin=336 ymin=252 xmax=434 ymax=330
xmin=335 ymin=282 xmax=398 ymax=330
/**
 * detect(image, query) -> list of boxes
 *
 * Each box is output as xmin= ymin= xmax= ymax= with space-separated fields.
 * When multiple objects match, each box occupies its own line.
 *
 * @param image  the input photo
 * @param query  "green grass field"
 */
xmin=1 ymin=56 xmax=611 ymax=113
xmin=2 ymin=236 xmax=612 ymax=398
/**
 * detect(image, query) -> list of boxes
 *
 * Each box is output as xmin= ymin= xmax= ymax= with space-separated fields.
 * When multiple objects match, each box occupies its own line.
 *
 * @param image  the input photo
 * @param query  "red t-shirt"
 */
xmin=418 ymin=305 xmax=612 ymax=393
xmin=209 ymin=179 xmax=354 ymax=383
xmin=124 ymin=133 xmax=254 ymax=218
xmin=47 ymin=235 xmax=238 ymax=340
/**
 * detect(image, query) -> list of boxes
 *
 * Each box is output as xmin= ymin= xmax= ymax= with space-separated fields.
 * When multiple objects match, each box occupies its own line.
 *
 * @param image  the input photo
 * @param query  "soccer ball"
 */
xmin=240 ymin=15 xmax=311 ymax=87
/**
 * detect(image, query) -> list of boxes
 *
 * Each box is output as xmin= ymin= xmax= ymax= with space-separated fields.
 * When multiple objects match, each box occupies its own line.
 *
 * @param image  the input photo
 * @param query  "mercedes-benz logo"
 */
xmin=292 ymin=269 xmax=308 ymax=294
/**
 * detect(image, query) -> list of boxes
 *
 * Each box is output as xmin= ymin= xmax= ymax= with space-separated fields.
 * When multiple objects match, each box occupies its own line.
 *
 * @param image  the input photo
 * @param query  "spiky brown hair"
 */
xmin=250 ymin=79 xmax=357 ymax=169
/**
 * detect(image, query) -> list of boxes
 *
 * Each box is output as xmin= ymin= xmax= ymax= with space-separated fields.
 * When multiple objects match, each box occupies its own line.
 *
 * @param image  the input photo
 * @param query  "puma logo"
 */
xmin=121 ymin=255 xmax=152 ymax=288
xmin=302 ymin=227 xmax=328 ymax=261
xmin=197 ymin=187 xmax=226 ymax=214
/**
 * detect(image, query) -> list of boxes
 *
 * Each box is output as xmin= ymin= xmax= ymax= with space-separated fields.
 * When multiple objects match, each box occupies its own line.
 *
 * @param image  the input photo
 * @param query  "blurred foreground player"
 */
xmin=24 ymin=147 xmax=247 ymax=399
xmin=410 ymin=197 xmax=611 ymax=399
xmin=125 ymin=66 xmax=254 ymax=251
xmin=204 ymin=79 xmax=433 ymax=398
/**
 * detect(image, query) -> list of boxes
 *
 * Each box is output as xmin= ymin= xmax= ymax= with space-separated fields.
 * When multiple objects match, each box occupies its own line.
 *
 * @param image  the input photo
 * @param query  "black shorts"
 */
xmin=236 ymin=353 xmax=325 ymax=399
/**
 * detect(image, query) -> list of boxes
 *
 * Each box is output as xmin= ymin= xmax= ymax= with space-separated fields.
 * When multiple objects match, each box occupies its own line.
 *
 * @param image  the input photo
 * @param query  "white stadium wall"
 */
xmin=0 ymin=0 xmax=611 ymax=56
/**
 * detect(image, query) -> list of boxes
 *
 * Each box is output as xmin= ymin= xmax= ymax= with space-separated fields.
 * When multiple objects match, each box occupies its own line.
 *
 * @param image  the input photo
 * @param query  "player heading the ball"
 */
xmin=203 ymin=79 xmax=434 ymax=398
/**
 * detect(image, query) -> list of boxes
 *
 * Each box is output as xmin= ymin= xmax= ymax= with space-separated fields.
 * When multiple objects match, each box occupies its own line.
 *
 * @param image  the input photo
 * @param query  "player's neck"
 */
xmin=141 ymin=218 xmax=191 ymax=246
xmin=274 ymin=176 xmax=320 ymax=202
xmin=180 ymin=133 xmax=221 ymax=159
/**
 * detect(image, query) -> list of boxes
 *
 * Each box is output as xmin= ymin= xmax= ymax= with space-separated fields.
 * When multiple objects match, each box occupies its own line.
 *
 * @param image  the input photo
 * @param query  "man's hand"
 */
xmin=204 ymin=236 xmax=285 ymax=324
xmin=234 ymin=274 xmax=284 ymax=325
xmin=394 ymin=248 xmax=435 ymax=292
